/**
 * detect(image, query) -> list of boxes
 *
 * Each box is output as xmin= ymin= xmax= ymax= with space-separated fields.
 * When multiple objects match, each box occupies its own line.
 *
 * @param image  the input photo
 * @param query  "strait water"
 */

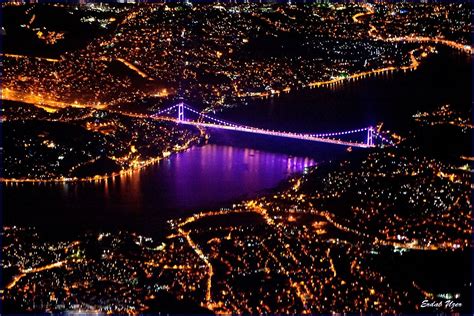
xmin=2 ymin=48 xmax=471 ymax=239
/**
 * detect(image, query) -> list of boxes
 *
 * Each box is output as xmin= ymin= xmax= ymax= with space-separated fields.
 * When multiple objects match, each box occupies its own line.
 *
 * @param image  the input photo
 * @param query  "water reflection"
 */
xmin=3 ymin=48 xmax=469 ymax=239
xmin=3 ymin=144 xmax=315 ymax=237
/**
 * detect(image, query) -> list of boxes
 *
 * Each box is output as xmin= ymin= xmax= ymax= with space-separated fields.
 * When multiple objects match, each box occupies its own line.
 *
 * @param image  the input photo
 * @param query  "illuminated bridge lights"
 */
xmin=154 ymin=103 xmax=394 ymax=148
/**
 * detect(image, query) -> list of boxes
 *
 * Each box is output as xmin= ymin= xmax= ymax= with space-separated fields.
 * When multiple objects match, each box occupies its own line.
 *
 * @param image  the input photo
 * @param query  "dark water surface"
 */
xmin=3 ymin=145 xmax=316 ymax=238
xmin=2 ymin=48 xmax=471 ymax=238
xmin=218 ymin=47 xmax=470 ymax=133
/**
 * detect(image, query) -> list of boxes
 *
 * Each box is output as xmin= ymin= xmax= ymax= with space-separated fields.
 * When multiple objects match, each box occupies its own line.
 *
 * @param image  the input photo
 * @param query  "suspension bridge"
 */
xmin=152 ymin=102 xmax=394 ymax=148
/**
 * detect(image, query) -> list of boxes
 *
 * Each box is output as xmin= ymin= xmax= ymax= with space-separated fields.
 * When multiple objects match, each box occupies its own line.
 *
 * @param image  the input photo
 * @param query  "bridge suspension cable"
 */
xmin=155 ymin=103 xmax=180 ymax=116
xmin=372 ymin=130 xmax=395 ymax=146
xmin=154 ymin=102 xmax=394 ymax=148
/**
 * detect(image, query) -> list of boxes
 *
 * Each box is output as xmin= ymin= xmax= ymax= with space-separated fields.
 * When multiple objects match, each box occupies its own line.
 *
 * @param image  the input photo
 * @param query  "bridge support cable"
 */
xmin=176 ymin=119 xmax=373 ymax=148
xmin=372 ymin=131 xmax=395 ymax=146
xmin=310 ymin=127 xmax=370 ymax=139
xmin=182 ymin=105 xmax=241 ymax=129
xmin=154 ymin=102 xmax=394 ymax=148
xmin=155 ymin=104 xmax=180 ymax=116
xmin=182 ymin=104 xmax=370 ymax=140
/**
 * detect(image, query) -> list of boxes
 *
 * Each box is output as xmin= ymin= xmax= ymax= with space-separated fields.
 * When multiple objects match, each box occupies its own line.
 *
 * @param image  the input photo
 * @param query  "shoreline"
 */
xmin=0 ymin=132 xmax=204 ymax=184
xmin=0 ymin=44 xmax=467 ymax=184
xmin=2 ymin=35 xmax=468 ymax=111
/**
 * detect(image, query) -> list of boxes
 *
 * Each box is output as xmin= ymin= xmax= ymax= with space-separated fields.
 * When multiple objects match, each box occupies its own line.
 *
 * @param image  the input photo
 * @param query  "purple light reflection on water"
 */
xmin=150 ymin=145 xmax=315 ymax=212
xmin=3 ymin=144 xmax=315 ymax=238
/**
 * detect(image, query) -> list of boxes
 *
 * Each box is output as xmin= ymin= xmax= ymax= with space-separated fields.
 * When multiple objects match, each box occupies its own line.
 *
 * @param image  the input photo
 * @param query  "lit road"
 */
xmin=352 ymin=5 xmax=472 ymax=55
xmin=171 ymin=119 xmax=374 ymax=148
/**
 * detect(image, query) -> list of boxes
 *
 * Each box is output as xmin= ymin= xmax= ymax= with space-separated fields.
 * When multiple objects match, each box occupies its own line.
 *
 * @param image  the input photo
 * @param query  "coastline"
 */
xmin=0 ymin=130 xmax=205 ymax=184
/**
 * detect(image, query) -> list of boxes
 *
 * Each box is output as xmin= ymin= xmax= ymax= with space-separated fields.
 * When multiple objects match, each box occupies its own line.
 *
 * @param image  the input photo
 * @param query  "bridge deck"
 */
xmin=156 ymin=116 xmax=373 ymax=148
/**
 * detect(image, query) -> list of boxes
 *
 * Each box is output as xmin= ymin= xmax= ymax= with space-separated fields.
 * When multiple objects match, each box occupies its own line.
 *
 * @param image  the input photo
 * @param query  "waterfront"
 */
xmin=1 ymin=2 xmax=472 ymax=313
xmin=218 ymin=47 xmax=470 ymax=134
xmin=2 ymin=48 xmax=470 ymax=239
xmin=2 ymin=145 xmax=315 ymax=238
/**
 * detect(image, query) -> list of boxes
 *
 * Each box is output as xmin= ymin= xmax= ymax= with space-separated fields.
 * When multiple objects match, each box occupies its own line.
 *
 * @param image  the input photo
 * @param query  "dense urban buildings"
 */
xmin=1 ymin=1 xmax=472 ymax=314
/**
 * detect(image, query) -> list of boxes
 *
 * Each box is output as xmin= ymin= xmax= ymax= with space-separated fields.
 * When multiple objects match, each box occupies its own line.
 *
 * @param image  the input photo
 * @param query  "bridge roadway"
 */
xmin=157 ymin=116 xmax=373 ymax=148
xmin=113 ymin=111 xmax=374 ymax=148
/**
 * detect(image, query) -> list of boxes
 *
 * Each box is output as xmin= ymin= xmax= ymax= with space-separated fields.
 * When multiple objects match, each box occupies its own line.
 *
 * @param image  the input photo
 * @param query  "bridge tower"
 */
xmin=367 ymin=126 xmax=374 ymax=146
xmin=178 ymin=102 xmax=184 ymax=122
